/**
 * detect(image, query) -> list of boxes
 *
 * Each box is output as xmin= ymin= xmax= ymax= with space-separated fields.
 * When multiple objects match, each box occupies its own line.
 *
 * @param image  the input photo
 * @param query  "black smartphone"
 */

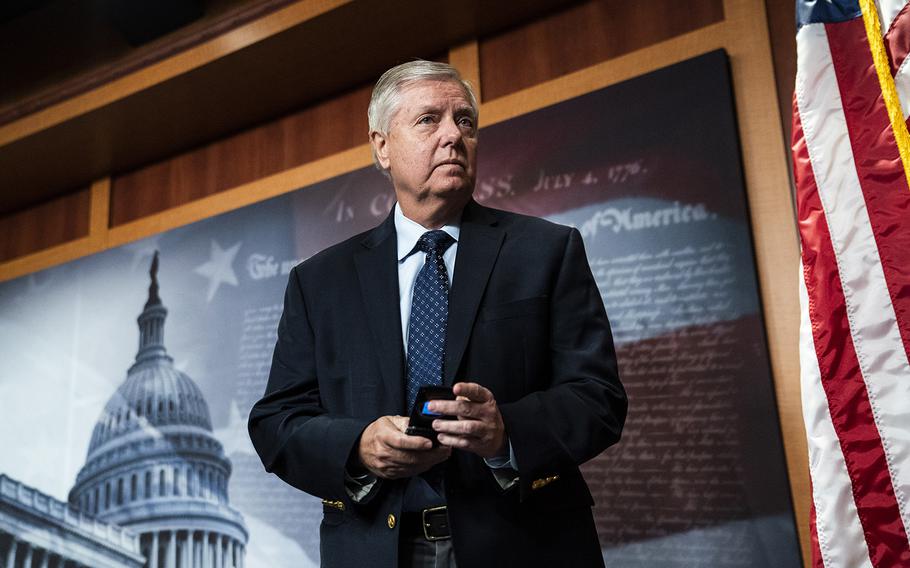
xmin=406 ymin=385 xmax=457 ymax=443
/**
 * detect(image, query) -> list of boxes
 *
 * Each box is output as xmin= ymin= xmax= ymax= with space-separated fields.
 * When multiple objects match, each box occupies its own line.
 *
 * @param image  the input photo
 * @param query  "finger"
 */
xmin=385 ymin=444 xmax=445 ymax=465
xmin=382 ymin=448 xmax=421 ymax=466
xmin=388 ymin=415 xmax=410 ymax=432
xmin=391 ymin=446 xmax=451 ymax=470
xmin=432 ymin=419 xmax=483 ymax=437
xmin=427 ymin=399 xmax=478 ymax=419
xmin=386 ymin=431 xmax=434 ymax=451
xmin=453 ymin=382 xmax=493 ymax=402
xmin=422 ymin=446 xmax=452 ymax=463
xmin=390 ymin=448 xmax=451 ymax=477
xmin=436 ymin=433 xmax=473 ymax=450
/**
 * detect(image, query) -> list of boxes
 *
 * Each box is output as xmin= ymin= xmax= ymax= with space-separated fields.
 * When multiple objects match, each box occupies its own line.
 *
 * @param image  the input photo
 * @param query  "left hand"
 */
xmin=429 ymin=382 xmax=507 ymax=459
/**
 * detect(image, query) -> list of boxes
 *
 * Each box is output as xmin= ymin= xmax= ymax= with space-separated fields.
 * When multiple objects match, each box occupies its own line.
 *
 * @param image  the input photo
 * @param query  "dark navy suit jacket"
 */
xmin=249 ymin=200 xmax=627 ymax=567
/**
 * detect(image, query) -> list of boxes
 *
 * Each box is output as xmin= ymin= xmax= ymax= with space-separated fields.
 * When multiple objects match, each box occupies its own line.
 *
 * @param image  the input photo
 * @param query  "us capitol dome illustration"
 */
xmin=66 ymin=252 xmax=248 ymax=568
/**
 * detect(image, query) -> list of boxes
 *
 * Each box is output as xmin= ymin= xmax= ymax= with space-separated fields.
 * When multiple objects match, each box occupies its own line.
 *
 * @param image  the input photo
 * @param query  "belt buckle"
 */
xmin=421 ymin=505 xmax=449 ymax=541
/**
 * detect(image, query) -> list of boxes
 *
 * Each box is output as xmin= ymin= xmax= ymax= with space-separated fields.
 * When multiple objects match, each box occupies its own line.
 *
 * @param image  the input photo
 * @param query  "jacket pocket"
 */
xmin=524 ymin=469 xmax=595 ymax=512
xmin=480 ymin=296 xmax=547 ymax=322
xmin=321 ymin=500 xmax=347 ymax=526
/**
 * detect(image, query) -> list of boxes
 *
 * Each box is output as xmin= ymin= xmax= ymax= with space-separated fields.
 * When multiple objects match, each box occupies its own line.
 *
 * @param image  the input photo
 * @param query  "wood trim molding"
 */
xmin=0 ymin=236 xmax=97 ymax=281
xmin=479 ymin=21 xmax=725 ymax=126
xmin=0 ymin=145 xmax=372 ymax=281
xmin=449 ymin=40 xmax=483 ymax=102
xmin=107 ymin=145 xmax=372 ymax=249
xmin=721 ymin=0 xmax=807 ymax=563
xmin=88 ymin=177 xmax=111 ymax=246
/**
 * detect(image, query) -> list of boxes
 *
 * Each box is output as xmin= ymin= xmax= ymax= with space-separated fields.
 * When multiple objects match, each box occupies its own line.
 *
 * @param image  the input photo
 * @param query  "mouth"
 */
xmin=436 ymin=159 xmax=466 ymax=170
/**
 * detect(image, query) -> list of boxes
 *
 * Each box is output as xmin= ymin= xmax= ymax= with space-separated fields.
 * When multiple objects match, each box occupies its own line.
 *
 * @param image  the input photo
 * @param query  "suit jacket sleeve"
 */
xmin=497 ymin=227 xmax=627 ymax=500
xmin=247 ymin=265 xmax=370 ymax=503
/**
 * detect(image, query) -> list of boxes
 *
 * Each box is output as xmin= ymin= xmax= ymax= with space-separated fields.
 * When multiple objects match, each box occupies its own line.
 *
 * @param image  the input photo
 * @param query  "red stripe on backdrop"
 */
xmin=884 ymin=1 xmax=910 ymax=75
xmin=825 ymin=18 xmax=910 ymax=366
xmin=793 ymin=97 xmax=910 ymax=567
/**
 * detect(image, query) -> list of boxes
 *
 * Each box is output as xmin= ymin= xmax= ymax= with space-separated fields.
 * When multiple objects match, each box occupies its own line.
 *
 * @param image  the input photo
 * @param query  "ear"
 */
xmin=370 ymin=131 xmax=391 ymax=170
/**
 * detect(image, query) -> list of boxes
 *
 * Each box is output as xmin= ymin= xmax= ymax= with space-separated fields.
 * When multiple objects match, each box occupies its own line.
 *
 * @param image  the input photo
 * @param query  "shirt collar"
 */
xmin=394 ymin=202 xmax=461 ymax=262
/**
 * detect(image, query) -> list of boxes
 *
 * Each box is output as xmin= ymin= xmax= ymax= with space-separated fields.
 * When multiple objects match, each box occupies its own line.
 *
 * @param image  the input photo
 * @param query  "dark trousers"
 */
xmin=399 ymin=535 xmax=457 ymax=568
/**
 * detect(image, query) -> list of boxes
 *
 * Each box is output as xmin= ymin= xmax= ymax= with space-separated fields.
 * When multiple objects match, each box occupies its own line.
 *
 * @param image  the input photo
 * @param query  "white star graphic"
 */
xmin=194 ymin=240 xmax=241 ymax=302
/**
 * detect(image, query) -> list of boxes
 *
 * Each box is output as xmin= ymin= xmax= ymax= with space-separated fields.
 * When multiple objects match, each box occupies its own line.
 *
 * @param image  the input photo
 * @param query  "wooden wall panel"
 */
xmin=0 ymin=189 xmax=90 ymax=262
xmin=479 ymin=0 xmax=725 ymax=101
xmin=110 ymin=83 xmax=373 ymax=225
xmin=766 ymin=0 xmax=797 ymax=145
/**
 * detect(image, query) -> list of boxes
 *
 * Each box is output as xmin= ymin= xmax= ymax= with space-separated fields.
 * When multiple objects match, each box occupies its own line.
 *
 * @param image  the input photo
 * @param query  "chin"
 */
xmin=430 ymin=183 xmax=474 ymax=200
xmin=431 ymin=174 xmax=475 ymax=193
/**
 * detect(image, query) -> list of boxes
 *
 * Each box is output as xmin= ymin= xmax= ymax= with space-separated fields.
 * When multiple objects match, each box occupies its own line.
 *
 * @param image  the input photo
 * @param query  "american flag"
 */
xmin=793 ymin=0 xmax=910 ymax=566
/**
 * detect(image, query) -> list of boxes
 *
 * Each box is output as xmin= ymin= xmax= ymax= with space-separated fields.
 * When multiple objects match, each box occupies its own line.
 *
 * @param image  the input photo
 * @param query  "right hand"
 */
xmin=357 ymin=416 xmax=451 ymax=479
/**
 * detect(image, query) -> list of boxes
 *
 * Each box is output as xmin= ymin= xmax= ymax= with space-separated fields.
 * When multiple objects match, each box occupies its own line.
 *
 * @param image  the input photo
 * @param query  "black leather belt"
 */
xmin=401 ymin=505 xmax=451 ymax=541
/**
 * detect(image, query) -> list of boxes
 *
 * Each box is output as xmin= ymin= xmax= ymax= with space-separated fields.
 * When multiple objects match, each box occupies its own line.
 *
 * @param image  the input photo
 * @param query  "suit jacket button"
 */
xmin=387 ymin=514 xmax=397 ymax=529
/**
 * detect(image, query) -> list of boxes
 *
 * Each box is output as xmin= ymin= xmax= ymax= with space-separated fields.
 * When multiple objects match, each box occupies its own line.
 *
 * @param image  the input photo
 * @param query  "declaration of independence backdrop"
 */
xmin=0 ymin=50 xmax=800 ymax=566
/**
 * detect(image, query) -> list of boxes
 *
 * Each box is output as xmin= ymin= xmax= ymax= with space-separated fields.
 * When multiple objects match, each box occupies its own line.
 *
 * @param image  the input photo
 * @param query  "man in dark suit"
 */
xmin=248 ymin=60 xmax=626 ymax=568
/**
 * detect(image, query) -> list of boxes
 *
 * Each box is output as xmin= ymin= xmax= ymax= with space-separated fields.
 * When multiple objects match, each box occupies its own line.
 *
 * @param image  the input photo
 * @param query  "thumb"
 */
xmin=390 ymin=415 xmax=410 ymax=431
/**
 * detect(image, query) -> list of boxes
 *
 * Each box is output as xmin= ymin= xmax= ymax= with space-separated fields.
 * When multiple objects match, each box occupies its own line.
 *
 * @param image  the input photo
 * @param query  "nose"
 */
xmin=439 ymin=115 xmax=463 ymax=147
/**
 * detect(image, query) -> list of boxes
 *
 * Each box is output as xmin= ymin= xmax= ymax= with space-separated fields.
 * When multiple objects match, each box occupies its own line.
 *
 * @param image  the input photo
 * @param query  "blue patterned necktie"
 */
xmin=406 ymin=230 xmax=455 ymax=413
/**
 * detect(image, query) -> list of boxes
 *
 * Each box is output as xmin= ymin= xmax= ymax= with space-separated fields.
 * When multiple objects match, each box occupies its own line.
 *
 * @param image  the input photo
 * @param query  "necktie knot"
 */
xmin=417 ymin=230 xmax=454 ymax=256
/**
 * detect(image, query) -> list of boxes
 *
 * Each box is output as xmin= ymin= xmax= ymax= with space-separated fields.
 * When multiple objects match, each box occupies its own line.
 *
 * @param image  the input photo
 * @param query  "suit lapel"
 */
xmin=354 ymin=210 xmax=406 ymax=413
xmin=444 ymin=201 xmax=504 ymax=385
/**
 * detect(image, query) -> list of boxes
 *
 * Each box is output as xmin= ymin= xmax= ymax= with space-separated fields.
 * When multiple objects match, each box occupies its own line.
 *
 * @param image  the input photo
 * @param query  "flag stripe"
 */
xmin=884 ymin=0 xmax=910 ymax=74
xmin=835 ymin=10 xmax=910 ymax=366
xmin=809 ymin=497 xmax=825 ymax=568
xmin=879 ymin=0 xmax=908 ymax=27
xmin=893 ymin=53 xmax=910 ymax=119
xmin=799 ymin=257 xmax=872 ymax=568
xmin=824 ymin=18 xmax=910 ymax=542
xmin=889 ymin=1 xmax=910 ymax=122
xmin=795 ymin=20 xmax=910 ymax=567
xmin=797 ymin=139 xmax=909 ymax=568
xmin=794 ymin=86 xmax=877 ymax=568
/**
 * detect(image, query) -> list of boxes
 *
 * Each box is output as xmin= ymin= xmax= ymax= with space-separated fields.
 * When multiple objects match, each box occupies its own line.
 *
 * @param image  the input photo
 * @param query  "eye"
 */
xmin=417 ymin=115 xmax=436 ymax=125
xmin=457 ymin=116 xmax=476 ymax=130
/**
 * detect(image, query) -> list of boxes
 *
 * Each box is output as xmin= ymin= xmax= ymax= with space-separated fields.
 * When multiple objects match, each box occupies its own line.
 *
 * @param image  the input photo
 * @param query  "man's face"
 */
xmin=372 ymin=80 xmax=478 ymax=207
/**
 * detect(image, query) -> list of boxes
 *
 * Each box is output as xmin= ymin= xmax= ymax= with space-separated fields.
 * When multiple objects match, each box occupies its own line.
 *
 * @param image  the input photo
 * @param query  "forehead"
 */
xmin=396 ymin=80 xmax=473 ymax=113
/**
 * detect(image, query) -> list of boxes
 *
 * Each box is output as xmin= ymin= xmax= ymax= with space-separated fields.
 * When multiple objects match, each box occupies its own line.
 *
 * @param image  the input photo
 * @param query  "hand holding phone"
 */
xmin=425 ymin=382 xmax=509 ymax=459
xmin=406 ymin=386 xmax=457 ymax=444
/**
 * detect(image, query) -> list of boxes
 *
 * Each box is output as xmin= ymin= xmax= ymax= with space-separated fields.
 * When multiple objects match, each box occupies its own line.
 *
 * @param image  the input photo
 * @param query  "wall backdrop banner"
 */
xmin=0 ymin=50 xmax=800 ymax=567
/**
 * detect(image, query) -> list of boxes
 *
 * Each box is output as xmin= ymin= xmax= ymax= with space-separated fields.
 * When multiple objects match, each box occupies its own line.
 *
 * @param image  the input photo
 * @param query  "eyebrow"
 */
xmin=412 ymin=105 xmax=442 ymax=115
xmin=410 ymin=104 xmax=476 ymax=117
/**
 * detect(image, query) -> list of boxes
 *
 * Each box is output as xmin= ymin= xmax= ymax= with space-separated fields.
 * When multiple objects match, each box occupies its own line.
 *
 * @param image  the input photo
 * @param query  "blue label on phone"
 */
xmin=422 ymin=402 xmax=442 ymax=416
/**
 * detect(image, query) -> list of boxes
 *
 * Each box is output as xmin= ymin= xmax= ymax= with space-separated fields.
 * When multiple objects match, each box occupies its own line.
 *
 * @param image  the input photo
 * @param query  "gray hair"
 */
xmin=368 ymin=60 xmax=479 ymax=171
